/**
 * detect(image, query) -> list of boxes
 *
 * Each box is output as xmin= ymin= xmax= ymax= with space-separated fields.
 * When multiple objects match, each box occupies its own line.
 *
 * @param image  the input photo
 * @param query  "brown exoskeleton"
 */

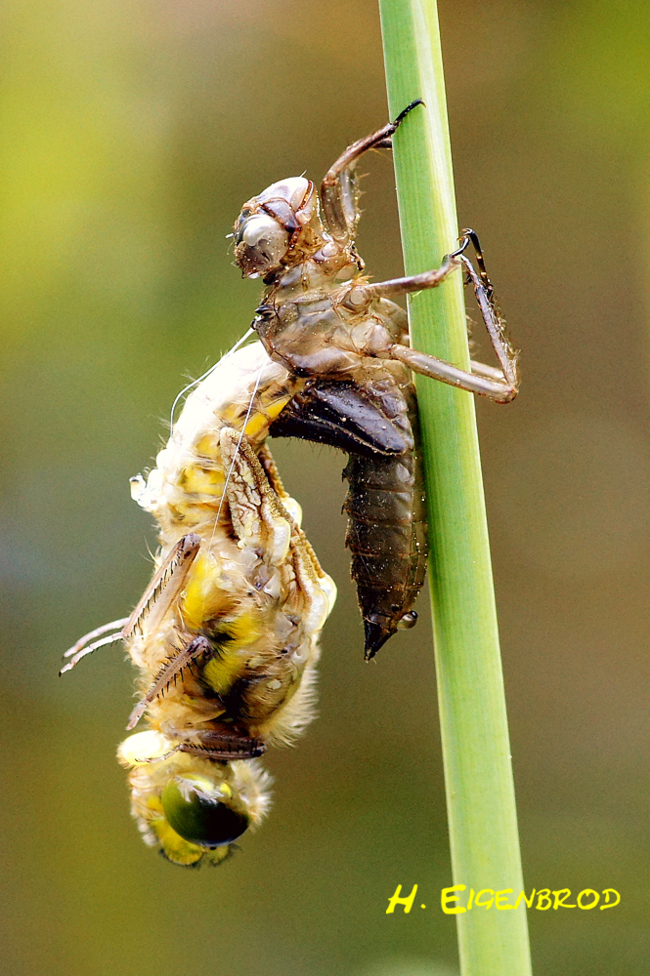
xmin=233 ymin=101 xmax=519 ymax=659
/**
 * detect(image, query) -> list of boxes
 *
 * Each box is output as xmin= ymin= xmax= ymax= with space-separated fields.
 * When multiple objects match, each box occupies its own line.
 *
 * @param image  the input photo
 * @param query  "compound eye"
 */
xmin=161 ymin=779 xmax=249 ymax=848
xmin=241 ymin=214 xmax=284 ymax=248
xmin=234 ymin=214 xmax=290 ymax=277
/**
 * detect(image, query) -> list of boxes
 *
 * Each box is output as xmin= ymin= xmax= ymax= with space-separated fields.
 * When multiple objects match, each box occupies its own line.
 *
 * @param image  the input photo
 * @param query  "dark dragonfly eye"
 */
xmin=162 ymin=779 xmax=249 ymax=848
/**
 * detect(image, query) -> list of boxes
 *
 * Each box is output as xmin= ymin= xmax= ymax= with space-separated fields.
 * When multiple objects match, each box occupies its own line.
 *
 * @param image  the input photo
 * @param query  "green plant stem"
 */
xmin=378 ymin=2 xmax=533 ymax=974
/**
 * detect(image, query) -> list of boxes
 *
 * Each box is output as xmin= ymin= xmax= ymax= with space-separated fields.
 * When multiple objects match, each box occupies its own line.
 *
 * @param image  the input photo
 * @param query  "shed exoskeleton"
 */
xmin=233 ymin=102 xmax=520 ymax=658
xmin=62 ymin=341 xmax=336 ymax=865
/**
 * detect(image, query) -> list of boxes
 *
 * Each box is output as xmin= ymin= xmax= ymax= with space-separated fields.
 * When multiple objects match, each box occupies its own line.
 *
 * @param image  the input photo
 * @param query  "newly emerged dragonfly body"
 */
xmin=234 ymin=102 xmax=519 ymax=658
xmin=64 ymin=342 xmax=336 ymax=866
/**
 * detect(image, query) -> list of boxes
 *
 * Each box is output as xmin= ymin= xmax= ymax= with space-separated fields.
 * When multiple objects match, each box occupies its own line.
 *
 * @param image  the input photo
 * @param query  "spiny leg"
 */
xmin=177 ymin=733 xmax=266 ymax=761
xmin=451 ymin=229 xmax=519 ymax=396
xmin=320 ymin=100 xmax=423 ymax=244
xmin=121 ymin=732 xmax=266 ymax=764
xmin=451 ymin=228 xmax=494 ymax=293
xmin=62 ymin=617 xmax=129 ymax=660
xmin=126 ymin=635 xmax=212 ymax=730
xmin=387 ymin=344 xmax=518 ymax=403
xmin=361 ymin=254 xmax=459 ymax=302
xmin=60 ymin=620 xmax=130 ymax=674
xmin=122 ymin=533 xmax=201 ymax=639
xmin=359 ymin=232 xmax=519 ymax=403
xmin=61 ymin=534 xmax=202 ymax=676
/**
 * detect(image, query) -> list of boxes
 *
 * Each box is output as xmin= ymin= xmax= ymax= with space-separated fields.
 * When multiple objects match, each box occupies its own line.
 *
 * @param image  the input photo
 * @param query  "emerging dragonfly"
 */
xmin=63 ymin=342 xmax=336 ymax=866
xmin=235 ymin=100 xmax=519 ymax=658
xmin=62 ymin=103 xmax=518 ymax=865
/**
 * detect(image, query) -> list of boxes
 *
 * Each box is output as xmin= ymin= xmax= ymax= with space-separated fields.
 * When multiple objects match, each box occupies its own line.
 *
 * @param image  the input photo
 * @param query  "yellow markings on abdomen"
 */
xmin=178 ymin=464 xmax=226 ymax=497
xmin=201 ymin=611 xmax=265 ymax=694
xmin=243 ymin=394 xmax=293 ymax=440
xmin=180 ymin=553 xmax=230 ymax=631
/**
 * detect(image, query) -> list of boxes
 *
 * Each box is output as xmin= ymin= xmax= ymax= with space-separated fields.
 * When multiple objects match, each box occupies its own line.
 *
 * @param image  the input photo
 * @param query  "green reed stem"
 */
xmin=378 ymin=2 xmax=533 ymax=973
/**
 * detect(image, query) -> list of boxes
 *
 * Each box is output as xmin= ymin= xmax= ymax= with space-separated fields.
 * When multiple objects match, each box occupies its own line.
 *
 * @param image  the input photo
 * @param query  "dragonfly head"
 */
xmin=119 ymin=731 xmax=271 ymax=867
xmin=233 ymin=176 xmax=318 ymax=278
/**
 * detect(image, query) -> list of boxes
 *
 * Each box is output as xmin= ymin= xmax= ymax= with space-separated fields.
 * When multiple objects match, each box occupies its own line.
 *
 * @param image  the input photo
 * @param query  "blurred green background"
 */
xmin=2 ymin=1 xmax=649 ymax=973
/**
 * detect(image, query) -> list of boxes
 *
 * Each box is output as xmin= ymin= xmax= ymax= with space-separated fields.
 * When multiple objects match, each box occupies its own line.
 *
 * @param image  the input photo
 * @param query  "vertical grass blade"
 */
xmin=378 ymin=2 xmax=533 ymax=973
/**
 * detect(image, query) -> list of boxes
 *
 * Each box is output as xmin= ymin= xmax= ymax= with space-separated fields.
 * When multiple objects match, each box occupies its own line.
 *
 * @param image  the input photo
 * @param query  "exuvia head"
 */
xmin=233 ymin=176 xmax=317 ymax=279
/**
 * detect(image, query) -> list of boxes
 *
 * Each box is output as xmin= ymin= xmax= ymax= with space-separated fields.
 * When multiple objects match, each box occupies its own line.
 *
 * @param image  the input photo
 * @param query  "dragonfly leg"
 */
xmin=60 ymin=621 xmax=130 ymax=674
xmin=220 ymin=427 xmax=294 ymax=565
xmin=126 ymin=635 xmax=212 ymax=730
xmin=61 ymin=538 xmax=200 ymax=675
xmin=177 ymin=731 xmax=266 ymax=761
xmin=320 ymin=100 xmax=423 ymax=244
xmin=122 ymin=533 xmax=201 ymax=639
xmin=359 ymin=231 xmax=520 ymax=403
